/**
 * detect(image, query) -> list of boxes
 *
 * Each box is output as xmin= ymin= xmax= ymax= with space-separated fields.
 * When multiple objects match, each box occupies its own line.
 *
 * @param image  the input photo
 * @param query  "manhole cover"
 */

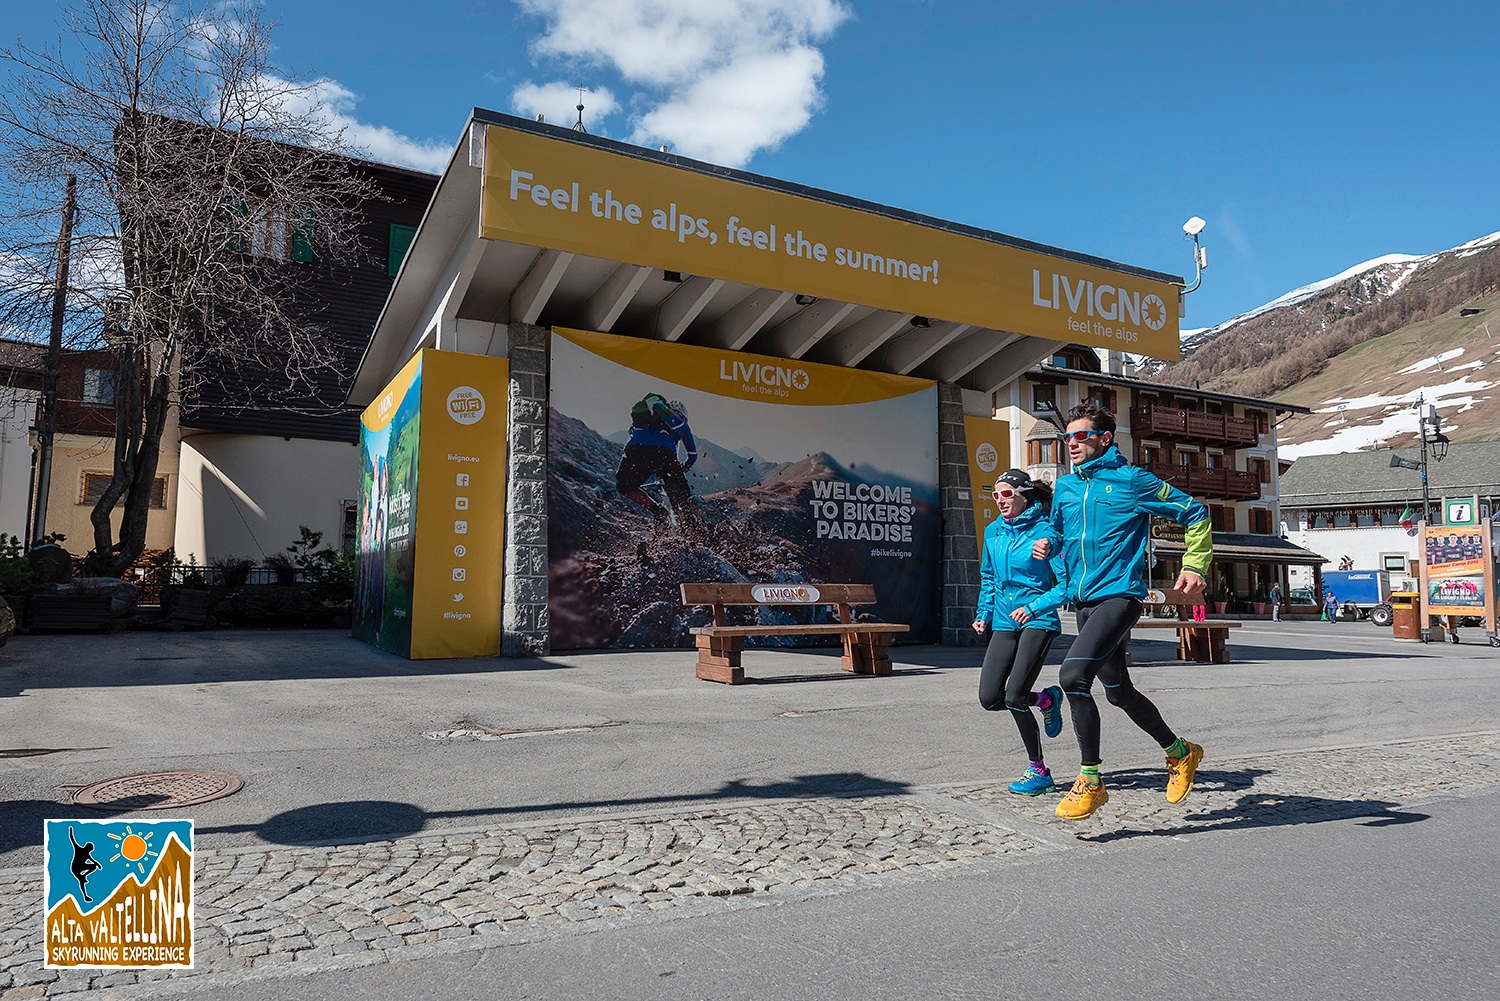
xmin=70 ymin=770 xmax=244 ymax=810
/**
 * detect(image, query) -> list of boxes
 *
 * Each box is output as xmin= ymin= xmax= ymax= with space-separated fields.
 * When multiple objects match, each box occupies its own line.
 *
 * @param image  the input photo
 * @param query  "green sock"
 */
xmin=1080 ymin=764 xmax=1101 ymax=787
xmin=1164 ymin=737 xmax=1188 ymax=759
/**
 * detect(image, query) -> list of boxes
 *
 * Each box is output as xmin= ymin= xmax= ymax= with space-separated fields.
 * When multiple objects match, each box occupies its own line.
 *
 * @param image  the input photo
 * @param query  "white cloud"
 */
xmin=511 ymin=82 xmax=620 ymax=129
xmin=514 ymin=0 xmax=851 ymax=166
xmin=267 ymin=76 xmax=453 ymax=174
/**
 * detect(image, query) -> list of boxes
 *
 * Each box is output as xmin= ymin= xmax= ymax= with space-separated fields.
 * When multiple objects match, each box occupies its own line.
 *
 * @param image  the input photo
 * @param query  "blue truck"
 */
xmin=1321 ymin=570 xmax=1393 ymax=624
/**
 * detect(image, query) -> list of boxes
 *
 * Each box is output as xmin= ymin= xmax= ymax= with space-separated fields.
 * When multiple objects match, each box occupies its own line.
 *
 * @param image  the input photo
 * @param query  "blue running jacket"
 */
xmin=1049 ymin=445 xmax=1212 ymax=603
xmin=975 ymin=502 xmax=1069 ymax=632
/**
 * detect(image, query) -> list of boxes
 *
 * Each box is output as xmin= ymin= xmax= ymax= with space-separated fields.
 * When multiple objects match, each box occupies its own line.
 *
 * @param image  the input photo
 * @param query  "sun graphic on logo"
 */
xmin=108 ymin=826 xmax=158 ymax=876
xmin=791 ymin=369 xmax=810 ymax=390
xmin=1142 ymin=294 xmax=1167 ymax=331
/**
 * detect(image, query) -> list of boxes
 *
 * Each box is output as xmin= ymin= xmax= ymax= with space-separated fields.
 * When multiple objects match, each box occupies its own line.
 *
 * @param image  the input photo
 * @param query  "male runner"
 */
xmin=1035 ymin=403 xmax=1213 ymax=820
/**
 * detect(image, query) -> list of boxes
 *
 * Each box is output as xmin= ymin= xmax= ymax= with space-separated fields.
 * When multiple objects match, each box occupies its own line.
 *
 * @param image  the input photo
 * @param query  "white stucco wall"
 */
xmin=1284 ymin=524 xmax=1418 ymax=587
xmin=175 ymin=434 xmax=359 ymax=562
xmin=0 ymin=389 xmax=37 ymax=540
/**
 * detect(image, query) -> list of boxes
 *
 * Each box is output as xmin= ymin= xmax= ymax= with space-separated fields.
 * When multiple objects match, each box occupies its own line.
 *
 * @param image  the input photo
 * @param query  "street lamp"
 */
xmin=1388 ymin=395 xmax=1449 ymax=524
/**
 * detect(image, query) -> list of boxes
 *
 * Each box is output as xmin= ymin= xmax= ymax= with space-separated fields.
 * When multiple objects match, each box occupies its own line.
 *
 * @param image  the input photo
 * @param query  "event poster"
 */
xmin=355 ymin=350 xmax=509 ymax=659
xmin=547 ymin=327 xmax=940 ymax=649
xmin=1421 ymin=523 xmax=1492 ymax=615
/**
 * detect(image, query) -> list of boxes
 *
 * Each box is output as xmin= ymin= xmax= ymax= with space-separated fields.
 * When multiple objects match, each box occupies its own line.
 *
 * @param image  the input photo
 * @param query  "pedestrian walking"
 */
xmin=1323 ymin=589 xmax=1338 ymax=624
xmin=972 ymin=470 xmax=1069 ymax=796
xmin=1033 ymin=403 xmax=1212 ymax=821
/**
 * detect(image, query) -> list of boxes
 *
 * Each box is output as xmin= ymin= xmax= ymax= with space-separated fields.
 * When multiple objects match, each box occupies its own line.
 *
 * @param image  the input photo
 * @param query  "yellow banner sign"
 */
xmin=555 ymin=327 xmax=930 ymax=406
xmin=410 ymin=350 xmax=509 ymax=660
xmin=964 ymin=415 xmax=1011 ymax=560
xmin=482 ymin=122 xmax=1181 ymax=360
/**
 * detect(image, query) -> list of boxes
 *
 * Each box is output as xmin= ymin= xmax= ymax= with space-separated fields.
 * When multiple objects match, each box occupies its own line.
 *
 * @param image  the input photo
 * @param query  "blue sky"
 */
xmin=9 ymin=0 xmax=1498 ymax=337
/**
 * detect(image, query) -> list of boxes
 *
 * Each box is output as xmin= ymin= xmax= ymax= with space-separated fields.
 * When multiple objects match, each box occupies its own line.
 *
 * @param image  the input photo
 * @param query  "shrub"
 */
xmin=263 ymin=553 xmax=297 ymax=585
xmin=209 ymin=555 xmax=254 ymax=587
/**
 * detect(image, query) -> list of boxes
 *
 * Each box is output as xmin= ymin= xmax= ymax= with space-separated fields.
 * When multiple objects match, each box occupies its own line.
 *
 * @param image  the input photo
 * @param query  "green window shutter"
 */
xmin=388 ymin=223 xmax=417 ymax=277
xmin=229 ymin=199 xmax=249 ymax=252
xmin=291 ymin=211 xmax=315 ymax=263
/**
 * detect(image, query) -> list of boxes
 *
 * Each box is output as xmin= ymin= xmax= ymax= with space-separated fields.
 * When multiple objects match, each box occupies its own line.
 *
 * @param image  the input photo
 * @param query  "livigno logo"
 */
xmin=751 ymin=584 xmax=820 ymax=603
xmin=446 ymin=386 xmax=486 ymax=425
xmin=974 ymin=442 xmax=999 ymax=473
xmin=44 ymin=819 xmax=194 ymax=969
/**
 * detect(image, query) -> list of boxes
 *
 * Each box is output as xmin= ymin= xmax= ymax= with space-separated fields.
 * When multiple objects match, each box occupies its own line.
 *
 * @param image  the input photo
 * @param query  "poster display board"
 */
xmin=355 ymin=350 xmax=509 ymax=659
xmin=963 ymin=415 xmax=1011 ymax=559
xmin=1419 ymin=521 xmax=1496 ymax=636
xmin=547 ymin=327 xmax=939 ymax=650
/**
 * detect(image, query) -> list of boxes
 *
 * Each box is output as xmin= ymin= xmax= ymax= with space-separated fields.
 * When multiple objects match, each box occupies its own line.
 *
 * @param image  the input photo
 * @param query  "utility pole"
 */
xmin=31 ymin=173 xmax=76 ymax=547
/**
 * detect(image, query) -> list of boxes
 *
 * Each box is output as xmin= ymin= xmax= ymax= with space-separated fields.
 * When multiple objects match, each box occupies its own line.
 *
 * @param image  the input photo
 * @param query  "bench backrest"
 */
xmin=681 ymin=583 xmax=875 ymax=606
xmin=680 ymin=582 xmax=875 ymax=626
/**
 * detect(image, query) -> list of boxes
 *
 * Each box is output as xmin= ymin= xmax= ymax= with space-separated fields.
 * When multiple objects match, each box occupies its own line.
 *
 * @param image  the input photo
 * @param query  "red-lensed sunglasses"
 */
xmin=1062 ymin=429 xmax=1110 ymax=443
xmin=992 ymin=487 xmax=1019 ymax=499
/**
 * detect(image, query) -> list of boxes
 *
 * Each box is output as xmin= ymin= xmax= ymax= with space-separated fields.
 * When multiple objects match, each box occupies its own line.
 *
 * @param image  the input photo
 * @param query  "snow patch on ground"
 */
xmin=1290 ymin=375 xmax=1495 ymax=458
xmin=1397 ymin=348 xmax=1464 ymax=375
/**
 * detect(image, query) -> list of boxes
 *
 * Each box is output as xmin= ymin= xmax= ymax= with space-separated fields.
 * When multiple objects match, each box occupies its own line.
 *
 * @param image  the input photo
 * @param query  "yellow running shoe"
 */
xmin=1055 ymin=775 xmax=1109 ymax=820
xmin=1165 ymin=741 xmax=1204 ymax=804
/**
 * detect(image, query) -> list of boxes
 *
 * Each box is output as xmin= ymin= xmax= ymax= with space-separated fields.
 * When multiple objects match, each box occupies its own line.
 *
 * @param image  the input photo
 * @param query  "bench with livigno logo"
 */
xmin=679 ymin=582 xmax=909 ymax=684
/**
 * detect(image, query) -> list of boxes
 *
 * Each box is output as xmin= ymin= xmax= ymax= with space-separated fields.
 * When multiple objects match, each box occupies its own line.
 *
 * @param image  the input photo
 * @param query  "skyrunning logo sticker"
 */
xmin=447 ymin=386 xmax=486 ymax=425
xmin=44 ymin=819 xmax=194 ymax=969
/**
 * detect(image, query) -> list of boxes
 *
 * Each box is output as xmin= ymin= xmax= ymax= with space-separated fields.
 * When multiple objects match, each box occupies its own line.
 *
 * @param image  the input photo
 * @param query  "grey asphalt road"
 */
xmin=3 ymin=618 xmax=1499 ymax=999
xmin=175 ymin=790 xmax=1500 ymax=1001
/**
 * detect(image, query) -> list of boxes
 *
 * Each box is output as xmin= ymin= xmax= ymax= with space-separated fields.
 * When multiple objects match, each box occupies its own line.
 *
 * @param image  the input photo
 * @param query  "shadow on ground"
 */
xmin=183 ymin=771 xmax=912 ymax=847
xmin=1073 ymin=766 xmax=1429 ymax=843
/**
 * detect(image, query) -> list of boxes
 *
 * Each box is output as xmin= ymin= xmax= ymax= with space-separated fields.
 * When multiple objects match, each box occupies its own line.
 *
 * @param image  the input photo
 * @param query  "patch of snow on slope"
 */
xmin=1397 ymin=348 xmax=1464 ymax=375
xmin=1208 ymin=254 xmax=1421 ymax=332
xmin=1287 ymin=375 xmax=1495 ymax=459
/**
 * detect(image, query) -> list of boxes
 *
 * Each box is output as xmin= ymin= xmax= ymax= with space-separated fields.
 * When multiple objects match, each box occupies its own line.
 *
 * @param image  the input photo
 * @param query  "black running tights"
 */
xmin=1058 ymin=597 xmax=1177 ymax=767
xmin=978 ymin=627 xmax=1058 ymax=761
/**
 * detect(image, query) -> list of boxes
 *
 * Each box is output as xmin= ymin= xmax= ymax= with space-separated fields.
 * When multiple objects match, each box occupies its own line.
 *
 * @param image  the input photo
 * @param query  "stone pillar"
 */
xmin=502 ymin=322 xmax=550 ymax=657
xmin=938 ymin=382 xmax=982 ymax=647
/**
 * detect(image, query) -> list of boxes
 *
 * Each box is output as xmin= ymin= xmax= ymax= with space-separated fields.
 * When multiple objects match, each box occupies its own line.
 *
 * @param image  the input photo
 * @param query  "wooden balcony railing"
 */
xmin=1130 ymin=406 xmax=1261 ymax=448
xmin=1144 ymin=461 xmax=1262 ymax=501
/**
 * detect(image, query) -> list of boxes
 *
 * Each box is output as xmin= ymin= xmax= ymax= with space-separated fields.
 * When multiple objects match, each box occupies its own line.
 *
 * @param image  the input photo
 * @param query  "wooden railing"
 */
xmin=1130 ymin=406 xmax=1260 ymax=448
xmin=1144 ymin=461 xmax=1262 ymax=501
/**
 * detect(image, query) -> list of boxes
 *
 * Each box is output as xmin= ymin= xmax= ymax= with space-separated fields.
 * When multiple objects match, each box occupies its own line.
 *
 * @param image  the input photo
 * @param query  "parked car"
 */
xmin=1288 ymin=586 xmax=1315 ymax=605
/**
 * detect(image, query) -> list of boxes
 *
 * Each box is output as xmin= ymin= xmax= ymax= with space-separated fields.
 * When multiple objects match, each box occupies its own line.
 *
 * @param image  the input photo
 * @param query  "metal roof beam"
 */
xmin=581 ymin=263 xmax=652 ymax=333
xmin=802 ymin=310 xmax=912 ymax=367
xmin=918 ymin=330 xmax=1020 ymax=384
xmin=881 ymin=322 xmax=973 ymax=375
xmin=762 ymin=300 xmax=859 ymax=359
xmin=962 ymin=339 xmax=1068 ymax=395
xmin=655 ymin=276 xmax=725 ymax=341
xmin=698 ymin=289 xmax=794 ymax=350
xmin=509 ymin=248 xmax=574 ymax=326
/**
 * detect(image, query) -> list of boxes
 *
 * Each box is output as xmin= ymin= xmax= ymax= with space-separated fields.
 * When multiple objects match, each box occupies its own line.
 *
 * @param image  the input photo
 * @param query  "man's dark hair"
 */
xmin=1065 ymin=402 xmax=1116 ymax=435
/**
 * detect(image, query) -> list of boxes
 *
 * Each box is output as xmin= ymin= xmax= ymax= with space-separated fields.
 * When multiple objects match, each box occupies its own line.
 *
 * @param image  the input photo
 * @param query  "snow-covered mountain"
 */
xmin=1142 ymin=230 xmax=1500 ymax=456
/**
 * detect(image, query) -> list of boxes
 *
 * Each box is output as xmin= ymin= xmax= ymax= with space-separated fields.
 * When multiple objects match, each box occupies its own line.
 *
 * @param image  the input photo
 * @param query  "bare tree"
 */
xmin=0 ymin=0 xmax=376 ymax=573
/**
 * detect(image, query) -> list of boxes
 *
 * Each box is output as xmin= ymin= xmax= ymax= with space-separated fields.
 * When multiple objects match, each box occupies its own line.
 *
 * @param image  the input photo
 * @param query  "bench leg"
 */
xmin=696 ymin=635 xmax=745 ymax=684
xmin=843 ymin=633 xmax=893 ymax=676
xmin=1209 ymin=629 xmax=1230 ymax=664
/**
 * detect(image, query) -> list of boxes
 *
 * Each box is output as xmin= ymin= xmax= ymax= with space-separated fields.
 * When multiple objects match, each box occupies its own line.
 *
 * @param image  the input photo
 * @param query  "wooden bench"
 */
xmin=1129 ymin=588 xmax=1242 ymax=664
xmin=681 ymin=583 xmax=909 ymax=684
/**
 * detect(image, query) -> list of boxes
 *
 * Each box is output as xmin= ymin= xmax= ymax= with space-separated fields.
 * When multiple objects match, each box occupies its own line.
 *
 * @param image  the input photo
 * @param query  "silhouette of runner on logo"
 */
xmin=69 ymin=826 xmax=103 ymax=903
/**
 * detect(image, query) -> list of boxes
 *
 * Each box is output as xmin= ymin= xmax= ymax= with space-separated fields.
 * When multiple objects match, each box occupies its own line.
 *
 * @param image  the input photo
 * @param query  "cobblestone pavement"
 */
xmin=3 ymin=731 xmax=1497 ymax=999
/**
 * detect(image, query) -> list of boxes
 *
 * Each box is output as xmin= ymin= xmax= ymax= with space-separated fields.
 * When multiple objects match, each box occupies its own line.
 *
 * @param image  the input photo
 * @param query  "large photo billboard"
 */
xmin=548 ymin=328 xmax=940 ymax=649
xmin=356 ymin=350 xmax=509 ymax=659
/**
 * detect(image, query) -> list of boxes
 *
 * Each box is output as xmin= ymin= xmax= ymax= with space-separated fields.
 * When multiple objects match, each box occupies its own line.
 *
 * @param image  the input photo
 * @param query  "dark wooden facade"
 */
xmin=179 ymin=161 xmax=439 ymax=443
